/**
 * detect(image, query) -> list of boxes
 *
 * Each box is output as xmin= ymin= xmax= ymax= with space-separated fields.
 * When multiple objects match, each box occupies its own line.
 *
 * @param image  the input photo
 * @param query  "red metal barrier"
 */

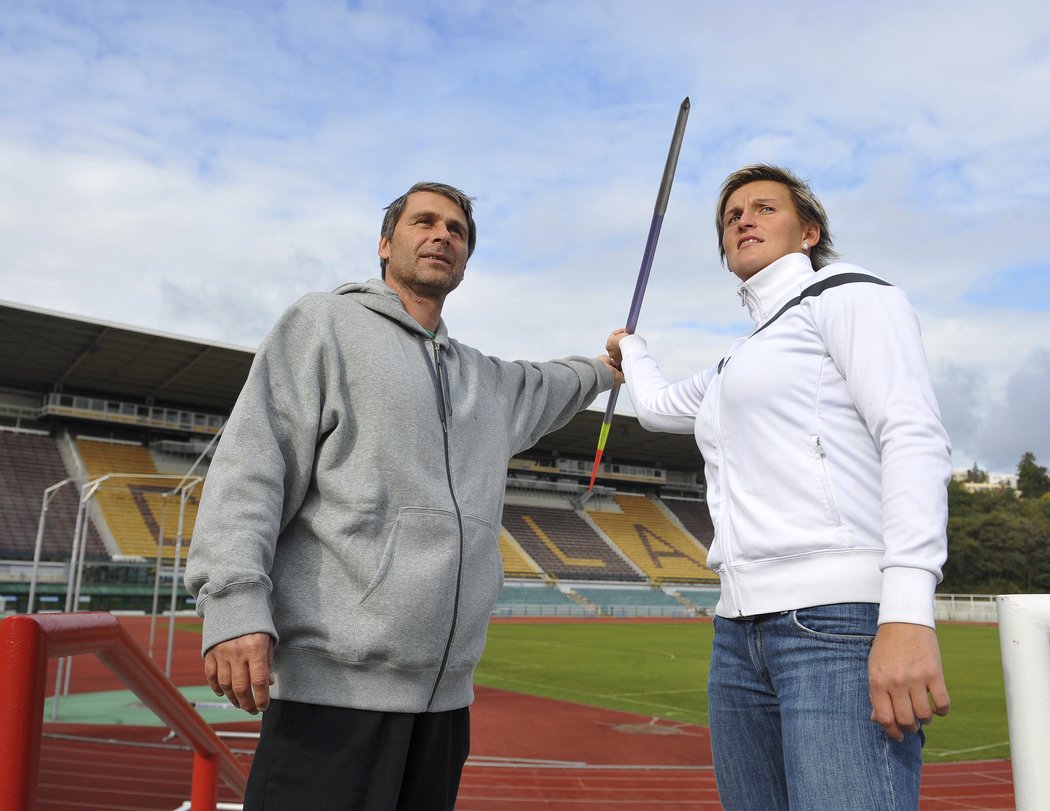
xmin=0 ymin=612 xmax=248 ymax=811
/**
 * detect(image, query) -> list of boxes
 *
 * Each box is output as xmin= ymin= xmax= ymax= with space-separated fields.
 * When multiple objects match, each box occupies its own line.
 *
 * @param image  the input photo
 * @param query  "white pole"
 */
xmin=51 ymin=482 xmax=94 ymax=720
xmin=62 ymin=506 xmax=94 ymax=698
xmin=70 ymin=496 xmax=93 ymax=613
xmin=60 ymin=482 xmax=90 ymax=615
xmin=148 ymin=495 xmax=169 ymax=660
xmin=165 ymin=479 xmax=200 ymax=677
xmin=159 ymin=429 xmax=218 ymax=674
xmin=997 ymin=593 xmax=1050 ymax=811
xmin=28 ymin=482 xmax=67 ymax=614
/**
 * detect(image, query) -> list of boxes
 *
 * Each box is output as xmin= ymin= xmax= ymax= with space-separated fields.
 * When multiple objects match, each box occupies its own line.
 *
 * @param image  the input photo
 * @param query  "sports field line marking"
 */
xmin=464 ymin=757 xmax=714 ymax=771
xmin=191 ymin=700 xmax=241 ymax=710
xmin=484 ymin=659 xmax=707 ymax=700
xmin=498 ymin=639 xmax=687 ymax=662
xmin=480 ymin=674 xmax=707 ymax=719
xmin=595 ymin=716 xmax=709 ymax=739
xmin=481 ymin=657 xmax=547 ymax=671
xmin=465 ymin=764 xmax=715 ymax=772
xmin=469 ymin=755 xmax=586 ymax=767
xmin=925 ymin=740 xmax=1011 ymax=756
xmin=610 ymin=687 xmax=708 ymax=699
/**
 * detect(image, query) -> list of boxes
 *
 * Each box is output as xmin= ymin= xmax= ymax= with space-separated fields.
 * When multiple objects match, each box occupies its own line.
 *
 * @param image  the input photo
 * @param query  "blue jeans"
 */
xmin=708 ymin=603 xmax=923 ymax=811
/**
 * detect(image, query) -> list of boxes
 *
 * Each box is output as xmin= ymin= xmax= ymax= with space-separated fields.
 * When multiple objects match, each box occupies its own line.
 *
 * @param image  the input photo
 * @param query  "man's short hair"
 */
xmin=715 ymin=164 xmax=839 ymax=270
xmin=380 ymin=182 xmax=477 ymax=277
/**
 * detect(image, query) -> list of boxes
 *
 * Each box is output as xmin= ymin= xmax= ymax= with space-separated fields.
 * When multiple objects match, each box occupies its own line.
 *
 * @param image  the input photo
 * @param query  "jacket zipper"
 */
xmin=711 ymin=364 xmax=744 ymax=616
xmin=423 ymin=339 xmax=466 ymax=711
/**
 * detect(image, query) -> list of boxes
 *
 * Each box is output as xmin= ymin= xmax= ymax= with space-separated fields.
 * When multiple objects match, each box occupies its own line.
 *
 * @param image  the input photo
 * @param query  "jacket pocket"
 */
xmin=348 ymin=507 xmax=465 ymax=668
xmin=811 ymin=434 xmax=842 ymax=526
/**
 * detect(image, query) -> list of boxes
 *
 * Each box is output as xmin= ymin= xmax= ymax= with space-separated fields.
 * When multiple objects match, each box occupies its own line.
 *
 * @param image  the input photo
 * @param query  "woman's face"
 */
xmin=720 ymin=180 xmax=820 ymax=282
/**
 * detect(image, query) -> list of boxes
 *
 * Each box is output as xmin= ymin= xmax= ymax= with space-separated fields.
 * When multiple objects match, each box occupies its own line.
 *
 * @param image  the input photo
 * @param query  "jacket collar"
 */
xmin=736 ymin=253 xmax=815 ymax=326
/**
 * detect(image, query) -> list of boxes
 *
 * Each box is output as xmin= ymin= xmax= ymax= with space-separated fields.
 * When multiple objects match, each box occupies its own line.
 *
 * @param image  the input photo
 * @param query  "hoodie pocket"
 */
xmin=348 ymin=507 xmax=499 ymax=670
xmin=349 ymin=508 xmax=459 ymax=668
xmin=448 ymin=512 xmax=503 ymax=668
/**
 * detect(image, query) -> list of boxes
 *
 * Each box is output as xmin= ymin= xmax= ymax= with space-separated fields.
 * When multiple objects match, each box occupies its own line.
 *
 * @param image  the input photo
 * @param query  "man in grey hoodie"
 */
xmin=185 ymin=181 xmax=618 ymax=809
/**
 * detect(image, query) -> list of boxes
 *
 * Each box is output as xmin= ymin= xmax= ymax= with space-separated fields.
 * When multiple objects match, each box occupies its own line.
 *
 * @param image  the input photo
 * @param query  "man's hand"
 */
xmin=204 ymin=632 xmax=274 ymax=715
xmin=599 ymin=354 xmax=625 ymax=385
xmin=868 ymin=622 xmax=950 ymax=741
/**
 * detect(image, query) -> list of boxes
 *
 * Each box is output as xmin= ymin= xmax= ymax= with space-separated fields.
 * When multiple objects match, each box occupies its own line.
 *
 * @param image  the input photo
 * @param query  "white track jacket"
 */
xmin=620 ymin=253 xmax=951 ymax=627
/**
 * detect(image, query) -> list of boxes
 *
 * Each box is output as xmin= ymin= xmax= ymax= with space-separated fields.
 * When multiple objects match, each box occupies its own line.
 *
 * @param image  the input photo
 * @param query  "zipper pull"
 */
xmin=432 ymin=341 xmax=452 ymax=425
xmin=435 ymin=342 xmax=452 ymax=419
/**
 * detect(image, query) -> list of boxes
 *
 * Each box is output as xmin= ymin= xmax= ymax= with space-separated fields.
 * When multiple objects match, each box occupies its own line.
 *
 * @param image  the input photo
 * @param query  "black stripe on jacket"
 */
xmin=717 ymin=273 xmax=892 ymax=374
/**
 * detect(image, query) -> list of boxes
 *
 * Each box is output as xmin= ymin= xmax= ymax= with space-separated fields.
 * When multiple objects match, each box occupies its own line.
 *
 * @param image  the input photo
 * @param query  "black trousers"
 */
xmin=243 ymin=699 xmax=471 ymax=810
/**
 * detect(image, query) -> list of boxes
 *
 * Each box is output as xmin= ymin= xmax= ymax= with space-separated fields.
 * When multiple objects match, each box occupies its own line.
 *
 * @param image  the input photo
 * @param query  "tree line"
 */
xmin=940 ymin=452 xmax=1050 ymax=594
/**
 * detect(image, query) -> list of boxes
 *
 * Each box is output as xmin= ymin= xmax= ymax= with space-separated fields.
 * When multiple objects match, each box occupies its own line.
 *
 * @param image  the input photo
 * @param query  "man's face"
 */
xmin=379 ymin=191 xmax=470 ymax=297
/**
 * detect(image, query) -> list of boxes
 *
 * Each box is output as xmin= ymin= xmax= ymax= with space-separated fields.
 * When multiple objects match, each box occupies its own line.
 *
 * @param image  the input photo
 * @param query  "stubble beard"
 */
xmin=389 ymin=258 xmax=464 ymax=302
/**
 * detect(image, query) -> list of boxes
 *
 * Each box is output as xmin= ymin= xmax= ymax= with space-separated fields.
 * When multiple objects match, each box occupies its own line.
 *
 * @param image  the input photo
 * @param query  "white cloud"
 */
xmin=0 ymin=0 xmax=1047 ymax=473
xmin=980 ymin=349 xmax=1050 ymax=472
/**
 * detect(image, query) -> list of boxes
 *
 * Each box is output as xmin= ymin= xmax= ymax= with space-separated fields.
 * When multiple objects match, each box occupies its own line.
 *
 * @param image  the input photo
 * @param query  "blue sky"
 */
xmin=1 ymin=0 xmax=1048 ymax=474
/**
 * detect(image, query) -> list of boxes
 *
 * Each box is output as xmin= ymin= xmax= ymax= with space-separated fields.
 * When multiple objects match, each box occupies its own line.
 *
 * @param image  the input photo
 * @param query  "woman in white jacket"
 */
xmin=606 ymin=164 xmax=951 ymax=811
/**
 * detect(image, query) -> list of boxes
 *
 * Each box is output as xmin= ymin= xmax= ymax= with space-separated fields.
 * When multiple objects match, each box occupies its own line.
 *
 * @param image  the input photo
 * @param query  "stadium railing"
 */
xmin=997 ymin=594 xmax=1050 ymax=811
xmin=934 ymin=592 xmax=998 ymax=623
xmin=0 ymin=611 xmax=247 ymax=811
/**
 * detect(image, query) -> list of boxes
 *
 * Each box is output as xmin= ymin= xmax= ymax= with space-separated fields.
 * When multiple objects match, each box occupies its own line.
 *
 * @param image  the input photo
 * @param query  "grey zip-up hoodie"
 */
xmin=185 ymin=279 xmax=613 ymax=712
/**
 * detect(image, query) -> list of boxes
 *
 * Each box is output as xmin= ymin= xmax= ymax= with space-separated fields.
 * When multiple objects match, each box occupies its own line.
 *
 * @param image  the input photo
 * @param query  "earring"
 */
xmin=802 ymin=241 xmax=809 ymax=251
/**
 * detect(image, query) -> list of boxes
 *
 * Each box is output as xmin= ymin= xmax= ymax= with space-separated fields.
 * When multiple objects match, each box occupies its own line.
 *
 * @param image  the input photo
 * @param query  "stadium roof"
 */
xmin=0 ymin=300 xmax=254 ymax=412
xmin=0 ymin=299 xmax=702 ymax=471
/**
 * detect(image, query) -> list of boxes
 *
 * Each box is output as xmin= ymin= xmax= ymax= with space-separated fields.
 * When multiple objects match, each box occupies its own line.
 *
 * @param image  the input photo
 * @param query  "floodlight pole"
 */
xmin=59 ymin=477 xmax=106 ymax=704
xmin=160 ymin=425 xmax=222 ymax=676
xmin=148 ymin=496 xmax=169 ymax=660
xmin=165 ymin=479 xmax=201 ymax=678
xmin=69 ymin=495 xmax=95 ymax=619
xmin=51 ymin=478 xmax=98 ymax=720
xmin=27 ymin=479 xmax=77 ymax=614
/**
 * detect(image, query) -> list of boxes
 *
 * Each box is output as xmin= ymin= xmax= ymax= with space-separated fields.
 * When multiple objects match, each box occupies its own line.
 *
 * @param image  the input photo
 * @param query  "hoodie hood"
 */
xmin=332 ymin=278 xmax=449 ymax=346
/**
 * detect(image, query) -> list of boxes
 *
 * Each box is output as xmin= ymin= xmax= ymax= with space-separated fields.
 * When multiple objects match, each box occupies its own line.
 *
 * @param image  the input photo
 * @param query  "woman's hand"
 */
xmin=606 ymin=328 xmax=629 ymax=367
xmin=868 ymin=623 xmax=950 ymax=741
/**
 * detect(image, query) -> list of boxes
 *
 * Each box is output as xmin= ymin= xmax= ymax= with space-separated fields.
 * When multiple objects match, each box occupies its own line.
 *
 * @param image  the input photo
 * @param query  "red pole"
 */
xmin=190 ymin=751 xmax=219 ymax=811
xmin=0 ymin=612 xmax=246 ymax=809
xmin=0 ymin=617 xmax=50 ymax=811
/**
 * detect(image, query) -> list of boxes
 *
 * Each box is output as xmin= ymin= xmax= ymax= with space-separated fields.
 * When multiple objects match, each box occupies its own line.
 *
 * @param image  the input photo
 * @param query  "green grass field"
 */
xmin=475 ymin=620 xmax=1009 ymax=764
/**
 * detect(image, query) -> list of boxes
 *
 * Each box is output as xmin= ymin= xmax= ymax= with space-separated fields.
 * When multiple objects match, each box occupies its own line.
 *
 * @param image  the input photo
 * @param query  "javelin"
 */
xmin=585 ymin=97 xmax=690 ymax=495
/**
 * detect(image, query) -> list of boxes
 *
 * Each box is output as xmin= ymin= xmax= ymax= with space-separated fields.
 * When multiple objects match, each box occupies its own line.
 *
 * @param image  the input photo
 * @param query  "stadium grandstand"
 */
xmin=0 ymin=299 xmax=719 ymax=617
